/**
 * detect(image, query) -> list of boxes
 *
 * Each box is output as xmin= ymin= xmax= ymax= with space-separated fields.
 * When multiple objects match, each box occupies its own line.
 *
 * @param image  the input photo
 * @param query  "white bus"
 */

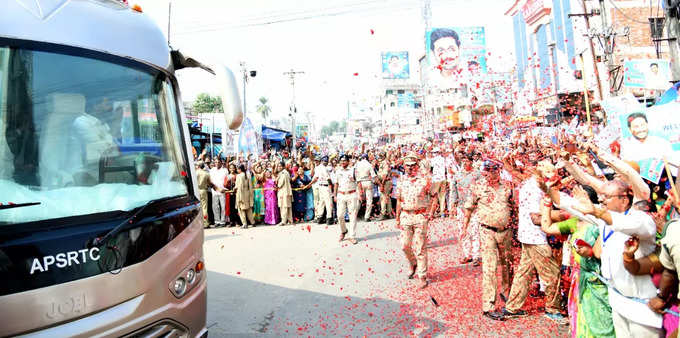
xmin=0 ymin=1 xmax=241 ymax=336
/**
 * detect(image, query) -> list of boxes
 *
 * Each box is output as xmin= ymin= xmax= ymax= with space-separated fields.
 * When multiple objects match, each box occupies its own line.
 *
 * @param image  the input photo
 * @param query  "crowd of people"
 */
xmin=193 ymin=113 xmax=679 ymax=337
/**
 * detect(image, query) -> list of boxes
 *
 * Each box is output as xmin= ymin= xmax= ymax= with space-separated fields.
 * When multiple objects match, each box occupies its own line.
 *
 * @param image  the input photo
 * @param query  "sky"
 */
xmin=135 ymin=0 xmax=516 ymax=127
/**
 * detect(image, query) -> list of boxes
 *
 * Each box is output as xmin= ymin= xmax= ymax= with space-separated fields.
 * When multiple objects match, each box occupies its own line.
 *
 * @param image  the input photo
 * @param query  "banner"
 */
xmin=623 ymin=59 xmax=672 ymax=90
xmin=615 ymin=100 xmax=680 ymax=178
xmin=595 ymin=94 xmax=645 ymax=152
xmin=237 ymin=117 xmax=259 ymax=155
xmin=381 ymin=51 xmax=409 ymax=79
xmin=426 ymin=26 xmax=487 ymax=90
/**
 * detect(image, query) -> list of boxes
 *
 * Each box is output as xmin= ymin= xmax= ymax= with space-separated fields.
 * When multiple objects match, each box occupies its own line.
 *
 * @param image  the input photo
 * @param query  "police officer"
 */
xmin=396 ymin=152 xmax=438 ymax=289
xmin=312 ymin=155 xmax=334 ymax=225
xmin=333 ymin=154 xmax=360 ymax=244
xmin=356 ymin=154 xmax=376 ymax=221
xmin=196 ymin=161 xmax=220 ymax=228
xmin=377 ymin=151 xmax=393 ymax=220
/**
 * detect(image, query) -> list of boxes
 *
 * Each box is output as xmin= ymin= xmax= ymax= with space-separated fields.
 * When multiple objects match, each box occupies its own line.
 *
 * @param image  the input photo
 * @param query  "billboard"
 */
xmin=426 ymin=26 xmax=487 ymax=90
xmin=381 ymin=51 xmax=409 ymax=79
xmin=623 ymin=59 xmax=672 ymax=90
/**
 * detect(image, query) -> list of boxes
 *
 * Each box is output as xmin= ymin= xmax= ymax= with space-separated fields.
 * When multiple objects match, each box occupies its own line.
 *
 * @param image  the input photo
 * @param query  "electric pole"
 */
xmin=283 ymin=69 xmax=304 ymax=154
xmin=569 ymin=1 xmax=604 ymax=100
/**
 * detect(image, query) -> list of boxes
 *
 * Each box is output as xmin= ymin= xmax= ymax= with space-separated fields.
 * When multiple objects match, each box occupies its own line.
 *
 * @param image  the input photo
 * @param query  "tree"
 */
xmin=256 ymin=96 xmax=272 ymax=123
xmin=192 ymin=93 xmax=223 ymax=114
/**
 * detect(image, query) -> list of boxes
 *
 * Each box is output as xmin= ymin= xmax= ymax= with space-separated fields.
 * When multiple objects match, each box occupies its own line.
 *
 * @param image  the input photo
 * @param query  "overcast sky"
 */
xmin=136 ymin=0 xmax=515 ymax=127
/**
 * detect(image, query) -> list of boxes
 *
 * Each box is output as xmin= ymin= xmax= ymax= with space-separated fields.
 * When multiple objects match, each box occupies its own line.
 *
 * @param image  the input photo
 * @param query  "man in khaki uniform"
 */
xmin=276 ymin=162 xmax=293 ymax=225
xmin=356 ymin=154 xmax=376 ymax=221
xmin=196 ymin=161 xmax=217 ymax=228
xmin=234 ymin=164 xmax=255 ymax=228
xmin=463 ymin=159 xmax=513 ymax=321
xmin=377 ymin=152 xmax=393 ymax=220
xmin=333 ymin=154 xmax=359 ymax=244
xmin=396 ymin=151 xmax=438 ymax=289
xmin=312 ymin=155 xmax=333 ymax=225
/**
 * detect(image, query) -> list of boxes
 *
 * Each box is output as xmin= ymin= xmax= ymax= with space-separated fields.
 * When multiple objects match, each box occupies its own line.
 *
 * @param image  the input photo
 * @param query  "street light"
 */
xmin=240 ymin=62 xmax=256 ymax=119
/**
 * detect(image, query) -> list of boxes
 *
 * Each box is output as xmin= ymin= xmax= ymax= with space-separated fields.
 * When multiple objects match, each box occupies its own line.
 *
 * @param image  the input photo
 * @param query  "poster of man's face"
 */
xmin=426 ymin=27 xmax=487 ymax=88
xmin=381 ymin=51 xmax=409 ymax=79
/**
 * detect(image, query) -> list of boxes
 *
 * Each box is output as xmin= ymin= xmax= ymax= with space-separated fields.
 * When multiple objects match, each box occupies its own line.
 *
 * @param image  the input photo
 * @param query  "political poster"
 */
xmin=426 ymin=26 xmax=487 ymax=90
xmin=615 ymin=100 xmax=680 ymax=179
xmin=381 ymin=51 xmax=409 ymax=79
xmin=595 ymin=94 xmax=645 ymax=152
xmin=237 ymin=117 xmax=259 ymax=155
xmin=623 ymin=59 xmax=672 ymax=90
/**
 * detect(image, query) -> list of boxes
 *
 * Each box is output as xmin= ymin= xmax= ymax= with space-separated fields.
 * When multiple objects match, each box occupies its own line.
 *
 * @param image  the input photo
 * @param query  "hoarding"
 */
xmin=381 ymin=51 xmax=409 ymax=79
xmin=426 ymin=26 xmax=487 ymax=90
xmin=623 ymin=59 xmax=672 ymax=90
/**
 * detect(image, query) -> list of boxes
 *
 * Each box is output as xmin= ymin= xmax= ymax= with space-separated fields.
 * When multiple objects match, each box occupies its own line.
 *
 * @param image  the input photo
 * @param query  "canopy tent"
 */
xmin=261 ymin=126 xmax=290 ymax=141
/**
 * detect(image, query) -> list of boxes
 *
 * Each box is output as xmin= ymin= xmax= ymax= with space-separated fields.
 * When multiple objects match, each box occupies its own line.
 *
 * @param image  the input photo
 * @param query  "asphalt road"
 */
xmin=203 ymin=217 xmax=569 ymax=337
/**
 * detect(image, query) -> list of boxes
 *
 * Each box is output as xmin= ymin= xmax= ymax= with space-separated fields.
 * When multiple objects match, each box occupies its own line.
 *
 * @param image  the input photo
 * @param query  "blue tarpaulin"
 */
xmin=261 ymin=126 xmax=290 ymax=141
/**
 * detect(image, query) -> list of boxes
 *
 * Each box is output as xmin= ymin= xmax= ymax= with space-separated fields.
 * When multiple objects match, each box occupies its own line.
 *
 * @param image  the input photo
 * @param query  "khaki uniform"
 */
xmin=313 ymin=164 xmax=333 ymax=220
xmin=334 ymin=166 xmax=359 ymax=239
xmin=277 ymin=169 xmax=293 ymax=224
xmin=397 ymin=174 xmax=434 ymax=279
xmin=464 ymin=178 xmax=513 ymax=313
xmin=196 ymin=168 xmax=211 ymax=228
xmin=356 ymin=159 xmax=376 ymax=220
xmin=235 ymin=172 xmax=255 ymax=226
xmin=378 ymin=160 xmax=393 ymax=217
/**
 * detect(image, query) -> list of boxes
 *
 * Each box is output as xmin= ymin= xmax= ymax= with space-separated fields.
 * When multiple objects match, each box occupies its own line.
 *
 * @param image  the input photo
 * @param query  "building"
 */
xmin=506 ymin=0 xmax=671 ymax=122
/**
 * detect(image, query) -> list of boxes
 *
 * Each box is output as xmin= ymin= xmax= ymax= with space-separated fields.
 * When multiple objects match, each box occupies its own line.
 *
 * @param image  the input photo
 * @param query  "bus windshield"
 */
xmin=0 ymin=43 xmax=189 ymax=225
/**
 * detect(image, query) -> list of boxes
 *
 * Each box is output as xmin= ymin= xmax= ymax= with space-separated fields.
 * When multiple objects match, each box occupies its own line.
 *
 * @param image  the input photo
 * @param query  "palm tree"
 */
xmin=256 ymin=96 xmax=271 ymax=124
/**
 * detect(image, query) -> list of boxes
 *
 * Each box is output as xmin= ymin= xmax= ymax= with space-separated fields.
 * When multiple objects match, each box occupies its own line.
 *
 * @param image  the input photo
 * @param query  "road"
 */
xmin=203 ymin=217 xmax=569 ymax=337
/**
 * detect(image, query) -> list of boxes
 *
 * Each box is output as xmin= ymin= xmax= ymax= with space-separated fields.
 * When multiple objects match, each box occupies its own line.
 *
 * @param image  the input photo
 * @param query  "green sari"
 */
xmin=557 ymin=219 xmax=615 ymax=338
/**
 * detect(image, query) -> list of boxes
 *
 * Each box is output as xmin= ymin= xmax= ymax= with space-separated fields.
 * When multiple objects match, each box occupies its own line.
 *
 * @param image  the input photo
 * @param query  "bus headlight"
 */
xmin=169 ymin=261 xmax=202 ymax=298
xmin=172 ymin=277 xmax=187 ymax=297
xmin=186 ymin=269 xmax=196 ymax=284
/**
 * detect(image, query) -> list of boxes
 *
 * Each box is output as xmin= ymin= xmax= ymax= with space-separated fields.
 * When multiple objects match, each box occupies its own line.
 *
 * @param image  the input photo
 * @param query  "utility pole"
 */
xmin=569 ymin=1 xmax=604 ymax=100
xmin=422 ymin=0 xmax=434 ymax=138
xmin=283 ymin=69 xmax=304 ymax=154
xmin=598 ymin=0 xmax=618 ymax=97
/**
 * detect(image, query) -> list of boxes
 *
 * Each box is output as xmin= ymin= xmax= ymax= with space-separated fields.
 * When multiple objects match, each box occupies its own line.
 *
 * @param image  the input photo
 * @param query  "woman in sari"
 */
xmin=291 ymin=167 xmax=310 ymax=223
xmin=540 ymin=186 xmax=615 ymax=338
xmin=263 ymin=170 xmax=279 ymax=225
xmin=251 ymin=163 xmax=265 ymax=224
xmin=303 ymin=159 xmax=315 ymax=222
xmin=225 ymin=163 xmax=238 ymax=227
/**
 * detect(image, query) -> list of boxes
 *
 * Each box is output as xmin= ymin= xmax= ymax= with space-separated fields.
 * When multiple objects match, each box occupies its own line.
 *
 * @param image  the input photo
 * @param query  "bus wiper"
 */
xmin=90 ymin=197 xmax=174 ymax=247
xmin=0 ymin=202 xmax=41 ymax=210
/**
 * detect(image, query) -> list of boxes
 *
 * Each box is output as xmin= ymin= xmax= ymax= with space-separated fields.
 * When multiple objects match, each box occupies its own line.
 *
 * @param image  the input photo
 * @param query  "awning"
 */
xmin=261 ymin=126 xmax=290 ymax=141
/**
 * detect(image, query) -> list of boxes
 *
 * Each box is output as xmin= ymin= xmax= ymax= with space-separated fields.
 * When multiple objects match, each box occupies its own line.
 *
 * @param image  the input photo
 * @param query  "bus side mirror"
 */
xmin=215 ymin=66 xmax=243 ymax=130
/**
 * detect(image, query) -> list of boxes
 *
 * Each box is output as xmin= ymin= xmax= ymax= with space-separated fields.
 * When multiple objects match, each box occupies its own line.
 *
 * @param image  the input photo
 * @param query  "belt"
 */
xmin=402 ymin=208 xmax=427 ymax=214
xmin=480 ymin=223 xmax=506 ymax=232
xmin=319 ymin=183 xmax=329 ymax=186
xmin=338 ymin=190 xmax=356 ymax=194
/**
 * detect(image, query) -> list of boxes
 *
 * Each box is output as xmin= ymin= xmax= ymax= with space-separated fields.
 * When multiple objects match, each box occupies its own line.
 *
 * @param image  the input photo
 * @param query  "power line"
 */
xmin=174 ymin=0 xmax=472 ymax=35
xmin=174 ymin=0 xmax=419 ymax=35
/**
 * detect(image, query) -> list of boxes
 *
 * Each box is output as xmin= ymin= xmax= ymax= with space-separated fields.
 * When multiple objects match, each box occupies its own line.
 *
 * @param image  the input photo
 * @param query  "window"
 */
xmin=0 ymin=44 xmax=189 ymax=225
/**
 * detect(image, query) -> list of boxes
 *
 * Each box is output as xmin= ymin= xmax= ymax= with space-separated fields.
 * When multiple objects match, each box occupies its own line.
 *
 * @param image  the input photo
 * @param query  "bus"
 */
xmin=0 ymin=1 xmax=242 ymax=336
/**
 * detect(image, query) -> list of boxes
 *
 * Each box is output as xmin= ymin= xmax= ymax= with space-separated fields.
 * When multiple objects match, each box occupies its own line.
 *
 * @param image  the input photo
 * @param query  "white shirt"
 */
xmin=355 ymin=159 xmax=376 ymax=181
xmin=312 ymin=164 xmax=330 ymax=187
xmin=600 ymin=209 xmax=662 ymax=328
xmin=445 ymin=155 xmax=458 ymax=182
xmin=430 ymin=155 xmax=446 ymax=182
xmin=621 ymin=135 xmax=678 ymax=176
xmin=209 ymin=167 xmax=228 ymax=193
xmin=517 ymin=177 xmax=547 ymax=245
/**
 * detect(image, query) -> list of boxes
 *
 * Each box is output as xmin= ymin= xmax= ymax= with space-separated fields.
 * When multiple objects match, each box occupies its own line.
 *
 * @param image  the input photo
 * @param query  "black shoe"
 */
xmin=501 ymin=308 xmax=527 ymax=318
xmin=483 ymin=311 xmax=504 ymax=321
xmin=316 ymin=218 xmax=325 ymax=224
xmin=499 ymin=293 xmax=508 ymax=303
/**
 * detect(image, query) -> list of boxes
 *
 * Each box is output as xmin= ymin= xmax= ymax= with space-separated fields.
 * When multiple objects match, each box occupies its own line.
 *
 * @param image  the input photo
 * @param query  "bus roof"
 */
xmin=1 ymin=0 xmax=172 ymax=71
